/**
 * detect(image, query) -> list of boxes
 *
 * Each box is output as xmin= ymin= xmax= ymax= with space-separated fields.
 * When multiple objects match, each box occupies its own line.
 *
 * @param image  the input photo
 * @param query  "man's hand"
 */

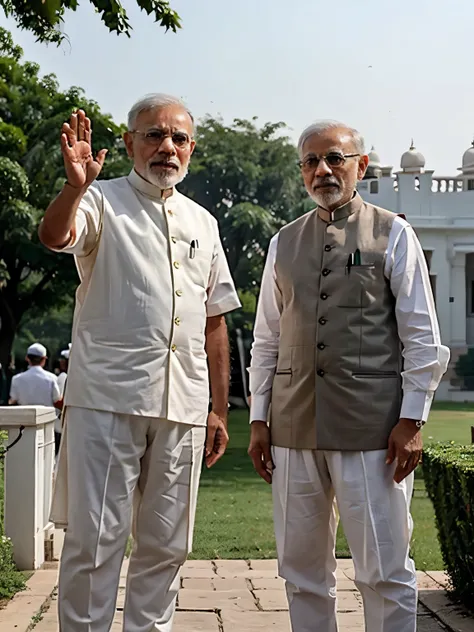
xmin=205 ymin=411 xmax=229 ymax=468
xmin=386 ymin=418 xmax=423 ymax=483
xmin=61 ymin=109 xmax=107 ymax=189
xmin=248 ymin=421 xmax=273 ymax=484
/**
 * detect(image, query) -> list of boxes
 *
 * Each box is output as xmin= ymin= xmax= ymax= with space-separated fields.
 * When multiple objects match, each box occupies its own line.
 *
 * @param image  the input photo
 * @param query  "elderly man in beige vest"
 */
xmin=39 ymin=94 xmax=240 ymax=632
xmin=248 ymin=120 xmax=450 ymax=632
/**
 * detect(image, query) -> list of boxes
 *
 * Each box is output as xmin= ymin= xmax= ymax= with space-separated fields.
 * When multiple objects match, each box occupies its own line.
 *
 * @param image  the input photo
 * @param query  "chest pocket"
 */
xmin=187 ymin=249 xmax=213 ymax=289
xmin=337 ymin=264 xmax=378 ymax=308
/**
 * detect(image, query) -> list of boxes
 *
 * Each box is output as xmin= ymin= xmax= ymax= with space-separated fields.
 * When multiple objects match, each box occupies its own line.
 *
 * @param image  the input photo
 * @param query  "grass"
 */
xmin=190 ymin=402 xmax=474 ymax=569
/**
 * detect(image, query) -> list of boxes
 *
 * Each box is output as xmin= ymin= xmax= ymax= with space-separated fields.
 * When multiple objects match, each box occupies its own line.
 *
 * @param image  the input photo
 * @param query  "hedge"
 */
xmin=423 ymin=443 xmax=474 ymax=610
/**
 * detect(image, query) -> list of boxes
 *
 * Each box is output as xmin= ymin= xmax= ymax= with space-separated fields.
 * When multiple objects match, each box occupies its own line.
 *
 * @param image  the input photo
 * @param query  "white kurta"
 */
xmin=57 ymin=169 xmax=241 ymax=425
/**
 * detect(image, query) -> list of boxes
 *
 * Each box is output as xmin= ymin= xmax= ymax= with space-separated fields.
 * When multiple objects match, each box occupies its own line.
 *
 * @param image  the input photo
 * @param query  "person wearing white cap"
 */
xmin=39 ymin=95 xmax=241 ymax=632
xmin=9 ymin=343 xmax=63 ymax=413
xmin=54 ymin=343 xmax=71 ymax=455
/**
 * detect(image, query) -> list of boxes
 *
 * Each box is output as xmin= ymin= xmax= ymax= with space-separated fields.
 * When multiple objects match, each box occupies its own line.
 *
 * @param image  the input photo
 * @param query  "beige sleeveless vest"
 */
xmin=271 ymin=193 xmax=402 ymax=451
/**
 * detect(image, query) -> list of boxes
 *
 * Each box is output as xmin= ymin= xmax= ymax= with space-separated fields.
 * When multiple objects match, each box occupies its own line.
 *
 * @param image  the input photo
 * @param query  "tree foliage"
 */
xmin=0 ymin=0 xmax=181 ymax=44
xmin=0 ymin=27 xmax=127 ymax=374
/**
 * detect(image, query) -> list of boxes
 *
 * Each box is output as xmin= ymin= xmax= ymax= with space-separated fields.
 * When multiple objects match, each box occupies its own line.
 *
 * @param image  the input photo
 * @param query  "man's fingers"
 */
xmin=205 ymin=425 xmax=216 ymax=459
xmin=386 ymin=437 xmax=396 ymax=465
xmin=206 ymin=427 xmax=229 ymax=468
xmin=60 ymin=133 xmax=75 ymax=160
xmin=249 ymin=446 xmax=272 ymax=484
xmin=84 ymin=117 xmax=92 ymax=145
xmin=77 ymin=110 xmax=86 ymax=141
xmin=70 ymin=111 xmax=78 ymax=138
xmin=95 ymin=148 xmax=108 ymax=167
xmin=393 ymin=452 xmax=421 ymax=483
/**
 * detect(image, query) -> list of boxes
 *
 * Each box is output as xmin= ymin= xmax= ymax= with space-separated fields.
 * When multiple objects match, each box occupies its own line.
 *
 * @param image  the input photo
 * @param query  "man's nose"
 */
xmin=315 ymin=158 xmax=332 ymax=177
xmin=157 ymin=135 xmax=176 ymax=154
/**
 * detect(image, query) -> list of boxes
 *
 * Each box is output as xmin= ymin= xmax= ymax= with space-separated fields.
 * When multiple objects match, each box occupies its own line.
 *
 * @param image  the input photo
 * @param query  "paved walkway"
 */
xmin=26 ymin=559 xmax=474 ymax=631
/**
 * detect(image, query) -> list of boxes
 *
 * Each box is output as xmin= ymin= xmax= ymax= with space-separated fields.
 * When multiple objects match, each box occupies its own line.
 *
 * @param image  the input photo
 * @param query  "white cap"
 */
xmin=60 ymin=343 xmax=72 ymax=359
xmin=27 ymin=342 xmax=47 ymax=358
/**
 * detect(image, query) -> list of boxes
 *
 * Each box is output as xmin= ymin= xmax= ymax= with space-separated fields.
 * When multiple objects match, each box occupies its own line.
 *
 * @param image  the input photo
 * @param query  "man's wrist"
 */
xmin=400 ymin=417 xmax=425 ymax=430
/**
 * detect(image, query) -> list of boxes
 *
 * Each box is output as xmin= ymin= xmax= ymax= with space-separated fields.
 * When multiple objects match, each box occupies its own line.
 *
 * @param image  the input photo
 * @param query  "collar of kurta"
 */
xmin=317 ymin=191 xmax=363 ymax=223
xmin=127 ymin=168 xmax=177 ymax=203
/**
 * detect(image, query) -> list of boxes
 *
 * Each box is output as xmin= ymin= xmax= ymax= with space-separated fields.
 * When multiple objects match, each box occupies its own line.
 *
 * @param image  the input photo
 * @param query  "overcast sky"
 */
xmin=1 ymin=0 xmax=473 ymax=175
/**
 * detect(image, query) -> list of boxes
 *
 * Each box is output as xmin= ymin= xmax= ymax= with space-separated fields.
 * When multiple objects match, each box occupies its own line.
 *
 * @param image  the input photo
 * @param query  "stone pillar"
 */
xmin=450 ymin=252 xmax=467 ymax=347
xmin=0 ymin=406 xmax=56 ymax=570
xmin=431 ymin=246 xmax=451 ymax=346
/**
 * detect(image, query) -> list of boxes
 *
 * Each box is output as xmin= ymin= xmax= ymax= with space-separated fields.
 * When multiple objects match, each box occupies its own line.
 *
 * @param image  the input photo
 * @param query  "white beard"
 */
xmin=309 ymin=187 xmax=344 ymax=209
xmin=144 ymin=165 xmax=188 ymax=190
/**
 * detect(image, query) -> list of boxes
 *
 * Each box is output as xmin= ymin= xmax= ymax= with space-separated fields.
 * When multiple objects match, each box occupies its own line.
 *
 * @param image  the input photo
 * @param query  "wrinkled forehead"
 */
xmin=134 ymin=105 xmax=194 ymax=134
xmin=302 ymin=127 xmax=357 ymax=157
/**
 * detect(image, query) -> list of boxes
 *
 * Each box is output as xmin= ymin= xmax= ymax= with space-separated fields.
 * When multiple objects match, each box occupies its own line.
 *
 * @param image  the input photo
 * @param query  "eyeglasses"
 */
xmin=298 ymin=153 xmax=360 ymax=172
xmin=130 ymin=128 xmax=192 ymax=148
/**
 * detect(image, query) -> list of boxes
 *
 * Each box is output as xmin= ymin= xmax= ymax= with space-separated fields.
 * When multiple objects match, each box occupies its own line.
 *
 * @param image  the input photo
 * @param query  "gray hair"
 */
xmin=127 ymin=93 xmax=195 ymax=132
xmin=297 ymin=119 xmax=365 ymax=157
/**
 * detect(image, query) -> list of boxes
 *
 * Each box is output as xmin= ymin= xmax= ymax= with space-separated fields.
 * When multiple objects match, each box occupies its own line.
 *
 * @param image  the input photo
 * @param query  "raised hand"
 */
xmin=60 ymin=110 xmax=108 ymax=189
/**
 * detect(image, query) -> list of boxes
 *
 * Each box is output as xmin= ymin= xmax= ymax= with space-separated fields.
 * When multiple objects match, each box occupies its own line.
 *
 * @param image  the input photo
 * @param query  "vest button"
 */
xmin=317 ymin=369 xmax=325 ymax=377
xmin=322 ymin=268 xmax=330 ymax=276
xmin=173 ymin=261 xmax=180 ymax=269
xmin=317 ymin=343 xmax=326 ymax=350
xmin=174 ymin=317 xmax=181 ymax=326
xmin=319 ymin=317 xmax=327 ymax=325
xmin=171 ymin=344 xmax=177 ymax=352
xmin=324 ymin=245 xmax=332 ymax=252
xmin=320 ymin=293 xmax=328 ymax=300
xmin=176 ymin=289 xmax=183 ymax=297
xmin=171 ymin=236 xmax=177 ymax=243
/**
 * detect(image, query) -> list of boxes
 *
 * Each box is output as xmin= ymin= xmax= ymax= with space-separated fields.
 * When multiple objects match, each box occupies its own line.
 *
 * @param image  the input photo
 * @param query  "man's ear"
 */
xmin=357 ymin=155 xmax=369 ymax=181
xmin=123 ymin=131 xmax=134 ymax=158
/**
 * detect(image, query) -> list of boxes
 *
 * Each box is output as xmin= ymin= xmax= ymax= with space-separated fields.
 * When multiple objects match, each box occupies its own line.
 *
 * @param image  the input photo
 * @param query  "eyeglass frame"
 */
xmin=298 ymin=152 xmax=361 ymax=172
xmin=128 ymin=128 xmax=193 ymax=148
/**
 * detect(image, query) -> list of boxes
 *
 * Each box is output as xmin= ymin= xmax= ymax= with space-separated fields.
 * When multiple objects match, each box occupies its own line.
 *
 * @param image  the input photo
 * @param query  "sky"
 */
xmin=1 ymin=0 xmax=473 ymax=175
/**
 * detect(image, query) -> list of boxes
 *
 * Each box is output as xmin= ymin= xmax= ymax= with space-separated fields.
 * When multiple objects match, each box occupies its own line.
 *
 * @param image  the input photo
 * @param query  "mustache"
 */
xmin=149 ymin=158 xmax=180 ymax=169
xmin=312 ymin=178 xmax=340 ymax=189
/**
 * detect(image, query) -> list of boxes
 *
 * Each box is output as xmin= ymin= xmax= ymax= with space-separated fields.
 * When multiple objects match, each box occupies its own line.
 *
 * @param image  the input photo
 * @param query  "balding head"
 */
xmin=297 ymin=120 xmax=369 ymax=211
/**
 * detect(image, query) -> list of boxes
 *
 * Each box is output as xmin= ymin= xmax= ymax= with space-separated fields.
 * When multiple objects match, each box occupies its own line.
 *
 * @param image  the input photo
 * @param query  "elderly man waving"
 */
xmin=248 ymin=120 xmax=450 ymax=632
xmin=40 ymin=94 xmax=240 ymax=632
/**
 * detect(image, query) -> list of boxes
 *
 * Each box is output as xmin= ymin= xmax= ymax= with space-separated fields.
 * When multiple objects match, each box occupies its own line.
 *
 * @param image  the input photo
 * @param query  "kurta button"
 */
xmin=171 ymin=236 xmax=177 ymax=243
xmin=317 ymin=369 xmax=325 ymax=377
xmin=173 ymin=261 xmax=180 ymax=269
xmin=171 ymin=344 xmax=177 ymax=352
xmin=320 ymin=293 xmax=328 ymax=300
xmin=317 ymin=343 xmax=326 ymax=350
xmin=175 ymin=289 xmax=183 ymax=297
xmin=322 ymin=268 xmax=330 ymax=276
xmin=168 ymin=209 xmax=173 ymax=215
xmin=319 ymin=317 xmax=327 ymax=325
xmin=174 ymin=317 xmax=181 ymax=325
xmin=324 ymin=245 xmax=332 ymax=252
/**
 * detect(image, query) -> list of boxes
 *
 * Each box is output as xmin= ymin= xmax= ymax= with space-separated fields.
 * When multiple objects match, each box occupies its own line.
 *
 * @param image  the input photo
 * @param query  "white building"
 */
xmin=357 ymin=140 xmax=474 ymax=400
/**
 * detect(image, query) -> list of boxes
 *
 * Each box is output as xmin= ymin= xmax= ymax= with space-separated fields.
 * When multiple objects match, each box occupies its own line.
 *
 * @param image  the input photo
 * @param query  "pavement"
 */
xmin=3 ymin=558 xmax=474 ymax=631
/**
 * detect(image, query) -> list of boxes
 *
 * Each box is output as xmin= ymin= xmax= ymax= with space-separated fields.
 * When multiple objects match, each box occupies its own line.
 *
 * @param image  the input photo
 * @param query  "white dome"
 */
xmin=400 ymin=141 xmax=425 ymax=172
xmin=461 ymin=141 xmax=474 ymax=173
xmin=368 ymin=146 xmax=381 ymax=166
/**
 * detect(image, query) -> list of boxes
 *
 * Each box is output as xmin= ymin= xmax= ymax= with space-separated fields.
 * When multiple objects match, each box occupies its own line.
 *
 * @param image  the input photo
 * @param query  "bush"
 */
xmin=0 ymin=446 xmax=26 ymax=600
xmin=423 ymin=443 xmax=474 ymax=610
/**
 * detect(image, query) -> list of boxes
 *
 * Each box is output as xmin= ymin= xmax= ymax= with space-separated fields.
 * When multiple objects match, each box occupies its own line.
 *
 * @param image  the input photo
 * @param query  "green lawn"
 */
xmin=191 ymin=402 xmax=474 ymax=569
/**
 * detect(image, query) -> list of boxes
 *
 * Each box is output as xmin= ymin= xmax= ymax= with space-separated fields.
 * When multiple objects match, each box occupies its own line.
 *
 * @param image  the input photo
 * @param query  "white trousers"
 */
xmin=56 ymin=407 xmax=205 ymax=632
xmin=272 ymin=447 xmax=417 ymax=632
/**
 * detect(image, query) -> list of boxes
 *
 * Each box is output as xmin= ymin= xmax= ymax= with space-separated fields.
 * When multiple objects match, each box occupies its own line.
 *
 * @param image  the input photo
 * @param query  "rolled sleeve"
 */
xmin=206 ymin=224 xmax=241 ymax=317
xmin=386 ymin=218 xmax=450 ymax=422
xmin=50 ymin=186 xmax=102 ymax=257
xmin=51 ymin=378 xmax=61 ymax=404
xmin=9 ymin=376 xmax=19 ymax=402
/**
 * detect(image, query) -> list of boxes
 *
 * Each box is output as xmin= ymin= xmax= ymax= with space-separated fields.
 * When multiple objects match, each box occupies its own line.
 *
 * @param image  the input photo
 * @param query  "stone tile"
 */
xmin=244 ymin=570 xmax=281 ymax=580
xmin=24 ymin=570 xmax=58 ymax=597
xmin=251 ymin=578 xmax=286 ymax=591
xmin=120 ymin=559 xmax=129 ymax=577
xmin=255 ymin=589 xmax=288 ymax=611
xmin=178 ymin=589 xmax=258 ymax=612
xmin=337 ymin=612 xmax=365 ymax=630
xmin=181 ymin=578 xmax=215 ymax=590
xmin=337 ymin=578 xmax=357 ymax=591
xmin=337 ymin=591 xmax=362 ymax=613
xmin=30 ymin=611 xmax=59 ymax=631
xmin=174 ymin=611 xmax=220 ymax=631
xmin=184 ymin=560 xmax=215 ymax=569
xmin=221 ymin=609 xmax=291 ymax=631
xmin=417 ymin=571 xmax=443 ymax=590
xmin=419 ymin=590 xmax=454 ymax=614
xmin=181 ymin=563 xmax=216 ymax=579
xmin=426 ymin=571 xmax=450 ymax=588
xmin=249 ymin=559 xmax=279 ymax=572
xmin=214 ymin=560 xmax=249 ymax=577
xmin=181 ymin=577 xmax=248 ymax=591
xmin=117 ymin=587 xmax=126 ymax=609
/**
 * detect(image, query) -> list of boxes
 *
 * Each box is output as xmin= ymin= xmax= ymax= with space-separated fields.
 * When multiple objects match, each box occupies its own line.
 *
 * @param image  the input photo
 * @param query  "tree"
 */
xmin=179 ymin=116 xmax=310 ymax=321
xmin=0 ymin=28 xmax=128 ymax=380
xmin=0 ymin=0 xmax=180 ymax=44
